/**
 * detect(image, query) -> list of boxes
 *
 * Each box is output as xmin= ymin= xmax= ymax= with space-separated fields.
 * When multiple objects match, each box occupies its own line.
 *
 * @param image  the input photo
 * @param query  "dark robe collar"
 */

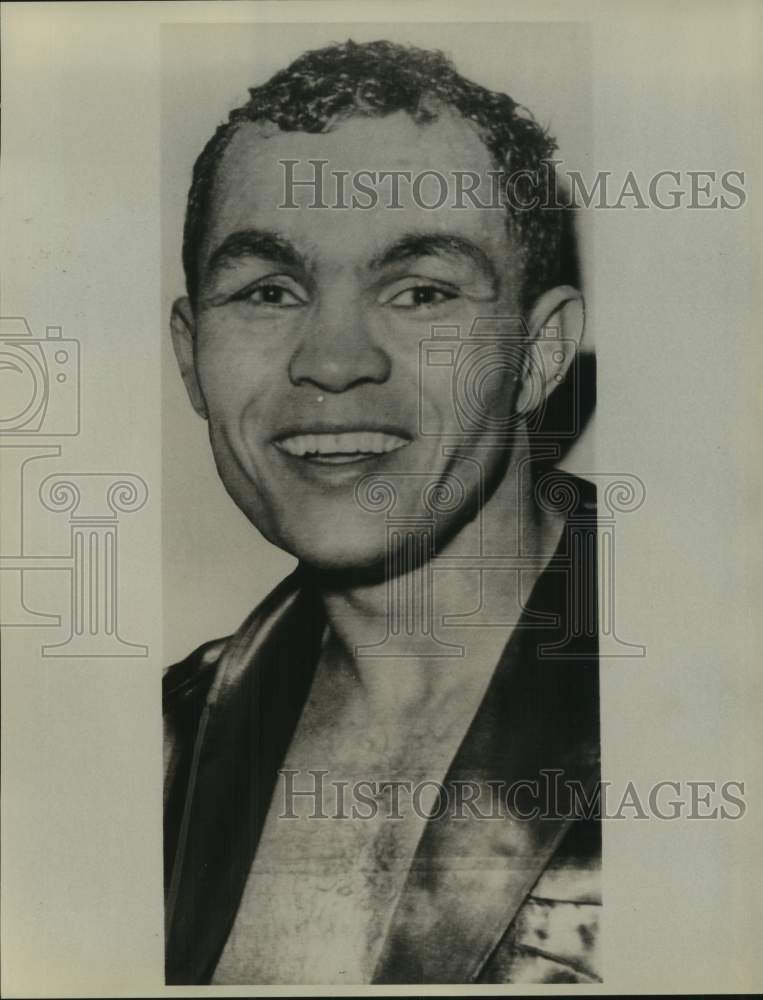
xmin=164 ymin=571 xmax=325 ymax=985
xmin=372 ymin=521 xmax=599 ymax=983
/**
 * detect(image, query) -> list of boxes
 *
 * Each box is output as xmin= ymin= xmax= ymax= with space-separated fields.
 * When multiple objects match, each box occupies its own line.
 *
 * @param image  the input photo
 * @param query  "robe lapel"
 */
xmin=373 ymin=514 xmax=600 ymax=984
xmin=165 ymin=570 xmax=326 ymax=985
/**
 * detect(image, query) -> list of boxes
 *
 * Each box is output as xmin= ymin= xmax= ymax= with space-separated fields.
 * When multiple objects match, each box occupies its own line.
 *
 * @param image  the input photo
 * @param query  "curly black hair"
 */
xmin=182 ymin=39 xmax=563 ymax=311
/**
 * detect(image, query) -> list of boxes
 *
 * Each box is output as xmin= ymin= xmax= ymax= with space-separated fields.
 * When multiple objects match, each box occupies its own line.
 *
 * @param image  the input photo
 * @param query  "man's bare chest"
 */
xmin=211 ymin=711 xmax=437 ymax=984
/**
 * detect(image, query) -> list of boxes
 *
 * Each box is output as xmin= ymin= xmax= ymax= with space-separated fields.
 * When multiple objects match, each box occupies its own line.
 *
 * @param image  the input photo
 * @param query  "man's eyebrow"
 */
xmin=205 ymin=228 xmax=305 ymax=277
xmin=370 ymin=233 xmax=499 ymax=283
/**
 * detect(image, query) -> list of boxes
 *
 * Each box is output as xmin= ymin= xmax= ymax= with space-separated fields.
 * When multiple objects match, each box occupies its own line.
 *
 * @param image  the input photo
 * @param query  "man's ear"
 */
xmin=170 ymin=297 xmax=208 ymax=419
xmin=516 ymin=285 xmax=585 ymax=413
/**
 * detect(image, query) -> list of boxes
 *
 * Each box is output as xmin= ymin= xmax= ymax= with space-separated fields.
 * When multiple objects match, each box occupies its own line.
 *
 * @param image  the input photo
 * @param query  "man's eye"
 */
xmin=238 ymin=283 xmax=305 ymax=308
xmin=388 ymin=285 xmax=458 ymax=309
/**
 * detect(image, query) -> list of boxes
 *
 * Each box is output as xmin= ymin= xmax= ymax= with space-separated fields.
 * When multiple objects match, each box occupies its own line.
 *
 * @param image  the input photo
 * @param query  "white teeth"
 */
xmin=276 ymin=431 xmax=409 ymax=457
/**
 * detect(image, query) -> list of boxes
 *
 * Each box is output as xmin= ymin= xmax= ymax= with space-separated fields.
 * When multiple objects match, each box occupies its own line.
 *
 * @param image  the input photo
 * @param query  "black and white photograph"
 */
xmin=163 ymin=24 xmax=599 ymax=986
xmin=1 ymin=2 xmax=761 ymax=997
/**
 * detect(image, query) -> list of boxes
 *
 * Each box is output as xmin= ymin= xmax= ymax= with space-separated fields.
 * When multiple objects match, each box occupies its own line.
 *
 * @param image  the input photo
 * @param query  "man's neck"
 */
xmin=313 ymin=440 xmax=567 ymax=725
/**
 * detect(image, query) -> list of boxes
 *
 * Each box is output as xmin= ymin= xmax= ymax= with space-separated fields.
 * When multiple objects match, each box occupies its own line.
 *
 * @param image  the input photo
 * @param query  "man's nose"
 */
xmin=288 ymin=298 xmax=391 ymax=393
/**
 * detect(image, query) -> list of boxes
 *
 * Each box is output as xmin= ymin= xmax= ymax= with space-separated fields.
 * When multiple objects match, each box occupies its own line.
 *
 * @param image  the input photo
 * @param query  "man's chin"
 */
xmin=278 ymin=524 xmax=447 ymax=588
xmin=287 ymin=538 xmax=388 ymax=578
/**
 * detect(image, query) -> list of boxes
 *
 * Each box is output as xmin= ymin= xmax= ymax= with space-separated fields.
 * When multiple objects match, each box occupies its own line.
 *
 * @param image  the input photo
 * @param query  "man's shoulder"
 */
xmin=163 ymin=568 xmax=307 ymax=717
xmin=536 ymin=468 xmax=597 ymax=515
xmin=163 ymin=635 xmax=229 ymax=714
xmin=163 ymin=637 xmax=230 ymax=798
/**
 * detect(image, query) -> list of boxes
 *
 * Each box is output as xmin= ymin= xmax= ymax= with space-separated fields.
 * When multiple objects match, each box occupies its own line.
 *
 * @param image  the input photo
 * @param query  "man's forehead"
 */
xmin=203 ymin=110 xmax=508 ymax=265
xmin=221 ymin=109 xmax=494 ymax=170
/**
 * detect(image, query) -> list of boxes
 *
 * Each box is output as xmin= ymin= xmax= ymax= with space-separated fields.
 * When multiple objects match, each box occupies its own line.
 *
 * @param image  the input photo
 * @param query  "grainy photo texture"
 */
xmin=161 ymin=26 xmax=601 ymax=987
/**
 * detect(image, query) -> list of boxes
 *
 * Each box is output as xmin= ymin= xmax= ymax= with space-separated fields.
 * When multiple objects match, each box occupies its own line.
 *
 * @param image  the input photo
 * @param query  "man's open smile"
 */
xmin=272 ymin=424 xmax=411 ymax=467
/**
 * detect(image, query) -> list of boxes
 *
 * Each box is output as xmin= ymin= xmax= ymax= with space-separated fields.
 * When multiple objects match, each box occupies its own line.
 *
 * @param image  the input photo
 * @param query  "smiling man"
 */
xmin=163 ymin=39 xmax=600 ymax=986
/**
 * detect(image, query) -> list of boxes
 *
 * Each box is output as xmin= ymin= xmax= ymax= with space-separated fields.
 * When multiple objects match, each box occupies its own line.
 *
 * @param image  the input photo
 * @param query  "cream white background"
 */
xmin=2 ymin=1 xmax=761 ymax=996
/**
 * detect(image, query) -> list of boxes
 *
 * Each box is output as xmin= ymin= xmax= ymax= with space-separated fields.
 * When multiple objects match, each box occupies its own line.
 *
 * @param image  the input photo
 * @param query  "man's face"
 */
xmin=175 ymin=111 xmax=533 ymax=571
